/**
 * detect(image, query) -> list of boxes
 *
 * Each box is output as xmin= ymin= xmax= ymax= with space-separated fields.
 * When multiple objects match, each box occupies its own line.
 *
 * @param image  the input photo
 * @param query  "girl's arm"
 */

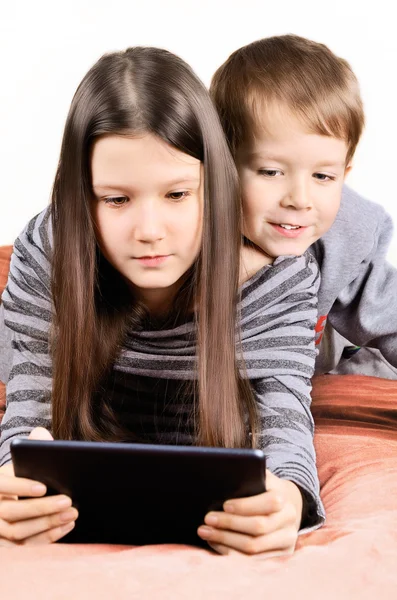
xmin=0 ymin=208 xmax=53 ymax=466
xmin=0 ymin=428 xmax=77 ymax=546
xmin=199 ymin=253 xmax=324 ymax=554
xmin=252 ymin=371 xmax=323 ymax=532
xmin=243 ymin=251 xmax=324 ymax=531
xmin=0 ymin=212 xmax=78 ymax=544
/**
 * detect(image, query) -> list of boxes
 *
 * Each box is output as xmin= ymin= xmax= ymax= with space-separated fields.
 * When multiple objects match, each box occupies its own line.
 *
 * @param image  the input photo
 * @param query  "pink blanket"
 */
xmin=1 ymin=375 xmax=397 ymax=598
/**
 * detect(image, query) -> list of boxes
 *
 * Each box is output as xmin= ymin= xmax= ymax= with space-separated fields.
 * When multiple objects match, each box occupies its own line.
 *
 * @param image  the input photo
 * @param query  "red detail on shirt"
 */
xmin=315 ymin=315 xmax=327 ymax=346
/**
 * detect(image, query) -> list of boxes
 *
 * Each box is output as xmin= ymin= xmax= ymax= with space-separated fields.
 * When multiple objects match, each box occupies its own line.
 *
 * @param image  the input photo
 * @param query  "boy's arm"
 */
xmin=328 ymin=207 xmax=397 ymax=368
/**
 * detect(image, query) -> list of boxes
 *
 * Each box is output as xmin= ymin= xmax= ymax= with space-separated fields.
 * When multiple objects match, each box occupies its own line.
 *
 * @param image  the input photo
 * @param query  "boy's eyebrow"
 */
xmin=246 ymin=152 xmax=346 ymax=169
xmin=313 ymin=161 xmax=346 ymax=169
xmin=247 ymin=151 xmax=283 ymax=161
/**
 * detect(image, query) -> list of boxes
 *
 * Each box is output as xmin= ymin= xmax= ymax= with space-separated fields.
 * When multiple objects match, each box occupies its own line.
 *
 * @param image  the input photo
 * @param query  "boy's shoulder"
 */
xmin=339 ymin=184 xmax=389 ymax=224
xmin=312 ymin=184 xmax=393 ymax=263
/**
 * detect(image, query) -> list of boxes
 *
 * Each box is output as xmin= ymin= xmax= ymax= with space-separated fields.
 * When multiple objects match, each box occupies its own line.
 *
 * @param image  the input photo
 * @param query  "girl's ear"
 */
xmin=344 ymin=164 xmax=352 ymax=179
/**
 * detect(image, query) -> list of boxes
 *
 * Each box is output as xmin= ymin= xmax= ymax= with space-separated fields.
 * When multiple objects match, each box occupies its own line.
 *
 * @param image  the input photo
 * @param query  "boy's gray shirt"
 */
xmin=312 ymin=184 xmax=397 ymax=374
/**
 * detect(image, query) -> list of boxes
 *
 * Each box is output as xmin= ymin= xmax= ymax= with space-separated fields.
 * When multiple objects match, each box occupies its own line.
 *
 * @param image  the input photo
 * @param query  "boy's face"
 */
xmin=237 ymin=106 xmax=350 ymax=258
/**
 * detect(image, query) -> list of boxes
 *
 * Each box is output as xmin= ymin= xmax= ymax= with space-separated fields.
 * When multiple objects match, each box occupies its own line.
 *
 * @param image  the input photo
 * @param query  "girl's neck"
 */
xmin=135 ymin=282 xmax=180 ymax=318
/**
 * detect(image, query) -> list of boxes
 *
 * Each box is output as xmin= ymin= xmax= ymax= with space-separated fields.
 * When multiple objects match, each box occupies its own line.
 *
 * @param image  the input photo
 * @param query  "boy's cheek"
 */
xmin=321 ymin=189 xmax=343 ymax=227
xmin=241 ymin=178 xmax=269 ymax=212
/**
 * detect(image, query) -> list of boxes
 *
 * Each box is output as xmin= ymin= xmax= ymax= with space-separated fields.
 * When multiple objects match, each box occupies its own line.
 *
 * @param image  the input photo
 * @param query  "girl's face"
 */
xmin=91 ymin=134 xmax=203 ymax=313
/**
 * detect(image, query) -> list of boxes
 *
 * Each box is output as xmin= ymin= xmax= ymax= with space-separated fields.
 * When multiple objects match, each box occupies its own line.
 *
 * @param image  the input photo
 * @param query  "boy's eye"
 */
xmin=104 ymin=196 xmax=129 ymax=206
xmin=313 ymin=173 xmax=336 ymax=182
xmin=167 ymin=191 xmax=190 ymax=201
xmin=257 ymin=169 xmax=283 ymax=177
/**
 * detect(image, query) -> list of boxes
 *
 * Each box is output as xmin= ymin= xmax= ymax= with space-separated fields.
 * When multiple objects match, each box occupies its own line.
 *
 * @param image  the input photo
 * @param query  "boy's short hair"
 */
xmin=210 ymin=34 xmax=364 ymax=165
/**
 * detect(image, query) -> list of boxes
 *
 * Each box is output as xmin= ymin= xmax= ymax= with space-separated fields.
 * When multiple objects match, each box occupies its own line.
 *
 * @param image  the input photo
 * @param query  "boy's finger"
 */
xmin=223 ymin=490 xmax=282 ymax=516
xmin=0 ymin=474 xmax=47 ymax=498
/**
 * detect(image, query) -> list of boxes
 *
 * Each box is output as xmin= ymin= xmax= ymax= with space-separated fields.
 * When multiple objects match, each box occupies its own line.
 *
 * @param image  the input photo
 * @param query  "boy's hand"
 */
xmin=197 ymin=470 xmax=303 ymax=557
xmin=0 ymin=428 xmax=77 ymax=546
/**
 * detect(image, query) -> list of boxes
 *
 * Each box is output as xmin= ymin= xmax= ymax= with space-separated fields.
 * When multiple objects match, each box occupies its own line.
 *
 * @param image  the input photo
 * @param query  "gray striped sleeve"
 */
xmin=0 ymin=209 xmax=53 ymax=466
xmin=242 ymin=254 xmax=324 ymax=532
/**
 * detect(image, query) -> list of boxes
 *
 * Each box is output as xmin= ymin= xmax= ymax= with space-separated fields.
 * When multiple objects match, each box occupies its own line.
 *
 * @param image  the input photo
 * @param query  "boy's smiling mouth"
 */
xmin=279 ymin=223 xmax=301 ymax=230
xmin=270 ymin=223 xmax=308 ymax=238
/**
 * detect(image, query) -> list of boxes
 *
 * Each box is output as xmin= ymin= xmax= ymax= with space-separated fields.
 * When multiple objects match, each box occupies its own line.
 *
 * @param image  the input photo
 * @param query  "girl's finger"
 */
xmin=0 ymin=521 xmax=76 ymax=547
xmin=0 ymin=463 xmax=15 ymax=477
xmin=0 ymin=495 xmax=72 ymax=523
xmin=0 ymin=474 xmax=47 ymax=499
xmin=198 ymin=524 xmax=298 ymax=555
xmin=209 ymin=541 xmax=294 ymax=560
xmin=0 ymin=507 xmax=78 ymax=542
xmin=21 ymin=521 xmax=76 ymax=545
xmin=265 ymin=470 xmax=281 ymax=489
xmin=223 ymin=489 xmax=283 ymax=517
xmin=208 ymin=542 xmax=243 ymax=556
xmin=204 ymin=503 xmax=296 ymax=537
xmin=28 ymin=427 xmax=54 ymax=441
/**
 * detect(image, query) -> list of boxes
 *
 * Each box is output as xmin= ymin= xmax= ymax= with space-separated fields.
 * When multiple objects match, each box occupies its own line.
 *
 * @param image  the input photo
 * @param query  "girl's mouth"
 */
xmin=135 ymin=255 xmax=170 ymax=267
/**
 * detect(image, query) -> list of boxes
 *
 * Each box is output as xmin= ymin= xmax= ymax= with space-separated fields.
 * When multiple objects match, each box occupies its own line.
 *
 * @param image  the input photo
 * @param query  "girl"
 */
xmin=0 ymin=47 xmax=324 ymax=555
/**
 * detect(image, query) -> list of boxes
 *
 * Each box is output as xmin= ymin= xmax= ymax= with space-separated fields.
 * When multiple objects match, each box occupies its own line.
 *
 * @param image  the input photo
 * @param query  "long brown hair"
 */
xmin=210 ymin=35 xmax=364 ymax=164
xmin=51 ymin=47 xmax=257 ymax=447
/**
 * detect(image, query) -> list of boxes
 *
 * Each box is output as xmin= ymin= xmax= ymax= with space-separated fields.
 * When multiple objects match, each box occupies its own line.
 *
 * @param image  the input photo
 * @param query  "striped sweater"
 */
xmin=0 ymin=208 xmax=325 ymax=531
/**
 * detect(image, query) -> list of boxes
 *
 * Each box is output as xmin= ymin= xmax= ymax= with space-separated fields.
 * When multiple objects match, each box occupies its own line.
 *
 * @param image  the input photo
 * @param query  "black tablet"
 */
xmin=11 ymin=439 xmax=266 ymax=546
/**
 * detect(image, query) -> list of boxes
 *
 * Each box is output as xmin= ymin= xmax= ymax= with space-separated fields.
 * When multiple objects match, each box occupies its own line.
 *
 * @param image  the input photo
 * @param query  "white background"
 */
xmin=1 ymin=0 xmax=396 ymax=266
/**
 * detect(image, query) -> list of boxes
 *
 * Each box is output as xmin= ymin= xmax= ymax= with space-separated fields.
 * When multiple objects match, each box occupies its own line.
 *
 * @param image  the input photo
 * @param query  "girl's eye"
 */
xmin=257 ymin=169 xmax=283 ymax=177
xmin=167 ymin=191 xmax=190 ymax=201
xmin=313 ymin=173 xmax=336 ymax=182
xmin=104 ymin=196 xmax=129 ymax=206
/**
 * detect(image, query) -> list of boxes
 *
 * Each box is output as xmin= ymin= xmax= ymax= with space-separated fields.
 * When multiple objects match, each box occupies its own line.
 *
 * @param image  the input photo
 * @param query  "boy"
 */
xmin=210 ymin=34 xmax=397 ymax=378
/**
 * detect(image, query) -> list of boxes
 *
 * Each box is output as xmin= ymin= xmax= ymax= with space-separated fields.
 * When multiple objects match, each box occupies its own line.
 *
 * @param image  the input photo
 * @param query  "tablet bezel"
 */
xmin=11 ymin=439 xmax=267 ymax=546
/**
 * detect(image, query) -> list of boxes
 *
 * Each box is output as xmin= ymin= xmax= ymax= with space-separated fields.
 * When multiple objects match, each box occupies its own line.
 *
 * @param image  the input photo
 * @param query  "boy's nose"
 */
xmin=280 ymin=184 xmax=313 ymax=210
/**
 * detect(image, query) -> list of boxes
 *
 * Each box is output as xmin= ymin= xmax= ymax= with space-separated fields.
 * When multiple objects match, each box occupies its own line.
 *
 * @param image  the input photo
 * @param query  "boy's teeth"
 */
xmin=279 ymin=224 xmax=300 ymax=230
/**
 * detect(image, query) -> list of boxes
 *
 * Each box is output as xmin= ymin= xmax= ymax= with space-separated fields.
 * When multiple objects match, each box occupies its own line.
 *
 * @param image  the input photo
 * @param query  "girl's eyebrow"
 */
xmin=93 ymin=177 xmax=201 ymax=191
xmin=160 ymin=176 xmax=201 ymax=187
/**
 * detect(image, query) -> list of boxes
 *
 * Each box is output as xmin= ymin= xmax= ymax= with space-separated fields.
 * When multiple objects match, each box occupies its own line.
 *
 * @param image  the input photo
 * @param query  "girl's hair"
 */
xmin=210 ymin=34 xmax=365 ymax=165
xmin=51 ymin=47 xmax=257 ymax=448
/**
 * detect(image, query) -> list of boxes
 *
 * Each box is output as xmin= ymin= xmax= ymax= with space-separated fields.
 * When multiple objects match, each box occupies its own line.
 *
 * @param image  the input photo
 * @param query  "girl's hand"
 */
xmin=198 ymin=470 xmax=303 ymax=557
xmin=0 ymin=428 xmax=78 ymax=546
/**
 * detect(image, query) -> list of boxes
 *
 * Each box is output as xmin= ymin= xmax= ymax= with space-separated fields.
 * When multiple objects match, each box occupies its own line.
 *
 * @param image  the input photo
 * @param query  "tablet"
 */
xmin=11 ymin=439 xmax=266 ymax=546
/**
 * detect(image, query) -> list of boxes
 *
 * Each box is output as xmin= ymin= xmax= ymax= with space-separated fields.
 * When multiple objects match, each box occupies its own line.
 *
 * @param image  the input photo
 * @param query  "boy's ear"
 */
xmin=344 ymin=164 xmax=352 ymax=179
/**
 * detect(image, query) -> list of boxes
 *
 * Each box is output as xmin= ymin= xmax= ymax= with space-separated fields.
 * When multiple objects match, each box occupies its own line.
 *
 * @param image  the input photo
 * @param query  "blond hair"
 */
xmin=210 ymin=34 xmax=364 ymax=165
